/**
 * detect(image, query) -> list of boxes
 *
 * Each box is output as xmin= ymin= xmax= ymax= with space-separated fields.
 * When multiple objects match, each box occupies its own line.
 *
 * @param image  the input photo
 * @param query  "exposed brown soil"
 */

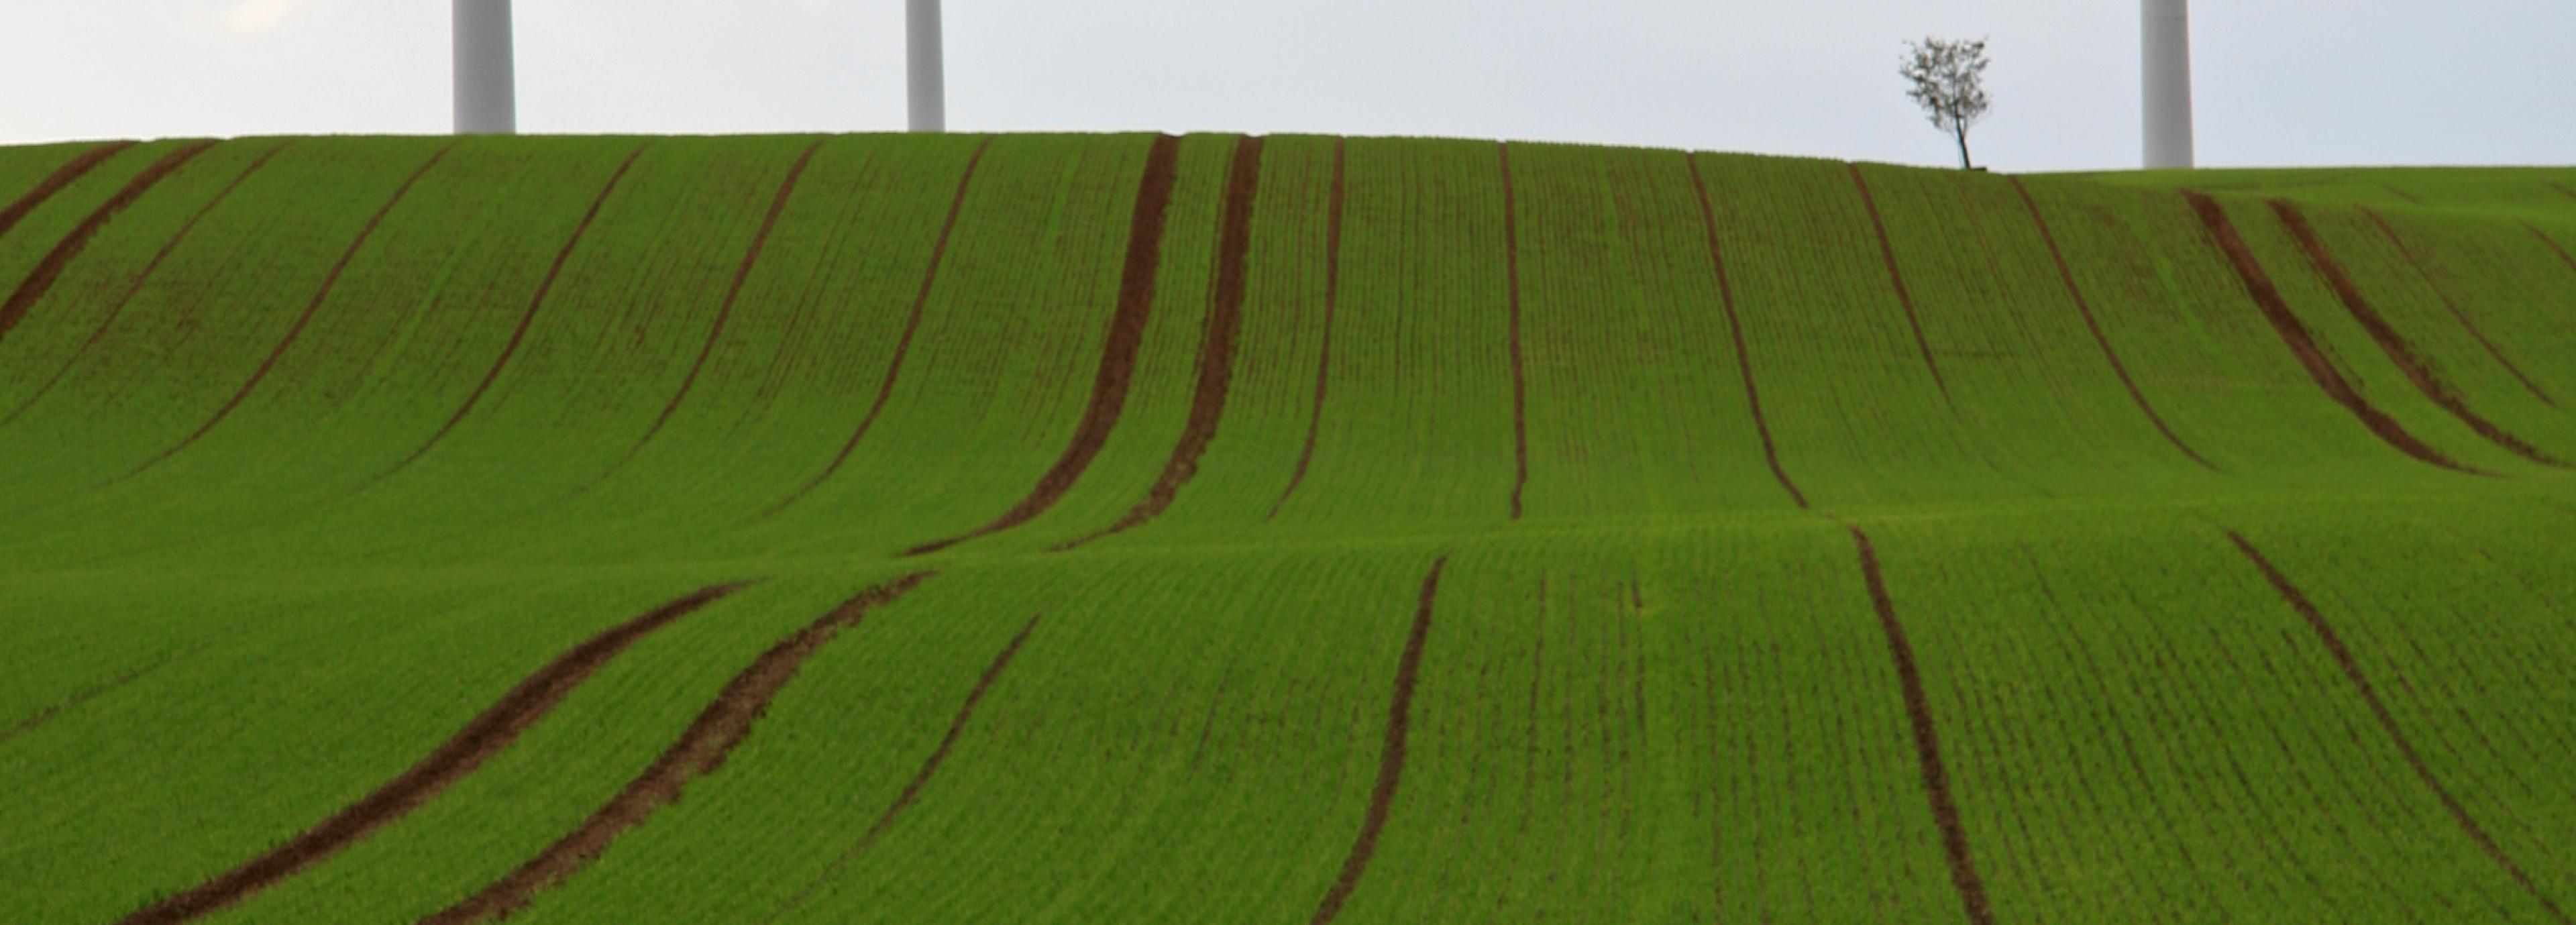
xmin=1501 ymin=145 xmax=1531 ymax=521
xmin=2270 ymin=200 xmax=2563 ymax=467
xmin=1846 ymin=525 xmax=1994 ymax=925
xmin=421 ymin=573 xmax=933 ymax=925
xmin=113 ymin=142 xmax=458 ymax=485
xmin=1059 ymin=136 xmax=1266 ymax=549
xmin=0 ymin=141 xmax=136 ymax=242
xmin=1267 ymin=138 xmax=1348 ymax=521
xmin=2181 ymin=191 xmax=2483 ymax=475
xmin=3 ymin=141 xmax=294 ymax=428
xmin=115 ymin=583 xmax=749 ymax=925
xmin=2551 ymin=182 xmax=2576 ymax=204
xmin=0 ymin=142 xmax=209 ymax=347
xmin=1847 ymin=163 xmax=1949 ymax=400
xmin=904 ymin=135 xmax=1185 ymax=557
xmin=362 ymin=144 xmax=651 ymax=491
xmin=1308 ymin=557 xmax=1446 ymax=925
xmin=2363 ymin=208 xmax=2557 ymax=409
xmin=758 ymin=612 xmax=1042 ymax=923
xmin=0 ymin=655 xmax=172 ymax=747
xmin=2529 ymin=223 xmax=2576 ymax=277
xmin=2009 ymin=178 xmax=2220 ymax=472
xmin=2383 ymin=185 xmax=2425 ymax=207
xmin=755 ymin=136 xmax=995 ymax=522
xmin=1687 ymin=156 xmax=1809 ymax=508
xmin=2225 ymin=532 xmax=2572 ymax=925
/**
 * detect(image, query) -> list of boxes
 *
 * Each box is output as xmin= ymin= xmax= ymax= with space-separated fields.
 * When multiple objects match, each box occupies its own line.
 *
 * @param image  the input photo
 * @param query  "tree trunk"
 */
xmin=1955 ymin=125 xmax=1974 ymax=170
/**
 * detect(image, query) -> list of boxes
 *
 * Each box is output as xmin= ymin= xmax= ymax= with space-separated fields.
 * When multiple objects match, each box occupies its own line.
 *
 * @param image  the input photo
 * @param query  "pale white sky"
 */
xmin=1 ymin=1 xmax=2569 ymax=172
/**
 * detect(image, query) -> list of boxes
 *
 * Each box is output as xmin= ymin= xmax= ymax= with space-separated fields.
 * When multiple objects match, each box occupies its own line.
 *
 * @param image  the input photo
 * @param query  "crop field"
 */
xmin=0 ymin=133 xmax=2571 ymax=924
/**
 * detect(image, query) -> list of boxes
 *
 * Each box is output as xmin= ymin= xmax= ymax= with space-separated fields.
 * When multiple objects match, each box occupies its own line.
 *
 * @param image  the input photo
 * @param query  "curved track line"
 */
xmin=757 ymin=612 xmax=1042 ymax=924
xmin=903 ymin=134 xmax=1185 ymax=557
xmin=2525 ymin=223 xmax=2576 ymax=282
xmin=1847 ymin=525 xmax=1995 ymax=925
xmin=752 ymin=136 xmax=995 ymax=523
xmin=2271 ymin=200 xmax=2562 ymax=467
xmin=1688 ymin=155 xmax=1809 ymax=508
xmin=420 ymin=573 xmax=933 ymax=925
xmin=1058 ymin=136 xmax=1266 ymax=550
xmin=568 ymin=139 xmax=826 ymax=499
xmin=2362 ymin=209 xmax=2557 ymax=409
xmin=3 ymin=141 xmax=297 ymax=429
xmin=0 ymin=655 xmax=173 ymax=748
xmin=0 ymin=141 xmax=136 ymax=242
xmin=2010 ymin=178 xmax=2220 ymax=472
xmin=111 ymin=143 xmax=459 ymax=486
xmin=1267 ymin=137 xmax=1348 ymax=521
xmin=2182 ymin=191 xmax=2483 ymax=475
xmin=2226 ymin=532 xmax=2573 ymax=924
xmin=1847 ymin=163 xmax=1949 ymax=400
xmin=0 ymin=142 xmax=211 ymax=347
xmin=115 ymin=582 xmax=750 ymax=925
xmin=1501 ymin=144 xmax=1531 ymax=521
xmin=1308 ymin=556 xmax=1446 ymax=925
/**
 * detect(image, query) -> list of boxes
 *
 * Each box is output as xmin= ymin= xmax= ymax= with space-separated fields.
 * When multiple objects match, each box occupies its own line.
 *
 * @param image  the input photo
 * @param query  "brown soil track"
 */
xmin=0 ymin=141 xmax=136 ymax=243
xmin=1057 ymin=136 xmax=1266 ymax=550
xmin=0 ymin=142 xmax=209 ymax=348
xmin=904 ymin=134 xmax=1185 ymax=557
xmin=2009 ymin=178 xmax=2220 ymax=472
xmin=2362 ymin=208 xmax=2558 ymax=409
xmin=111 ymin=142 xmax=460 ymax=486
xmin=1308 ymin=556 xmax=1446 ymax=925
xmin=757 ymin=612 xmax=1042 ymax=924
xmin=1686 ymin=155 xmax=1809 ymax=508
xmin=115 ymin=582 xmax=749 ymax=925
xmin=421 ymin=573 xmax=933 ymax=925
xmin=2550 ymin=182 xmax=2576 ymax=204
xmin=2529 ymin=223 xmax=2576 ymax=278
xmin=566 ymin=139 xmax=826 ymax=500
xmin=2269 ymin=200 xmax=2563 ymax=467
xmin=1501 ymin=144 xmax=1531 ymax=521
xmin=360 ymin=144 xmax=651 ymax=492
xmin=1846 ymin=525 xmax=1995 ymax=925
xmin=2225 ymin=532 xmax=2573 ymax=925
xmin=2182 ymin=191 xmax=2483 ymax=475
xmin=2 ymin=141 xmax=297 ymax=429
xmin=753 ymin=136 xmax=996 ymax=523
xmin=1847 ymin=163 xmax=1949 ymax=400
xmin=0 ymin=655 xmax=172 ymax=747
xmin=1267 ymin=138 xmax=1348 ymax=521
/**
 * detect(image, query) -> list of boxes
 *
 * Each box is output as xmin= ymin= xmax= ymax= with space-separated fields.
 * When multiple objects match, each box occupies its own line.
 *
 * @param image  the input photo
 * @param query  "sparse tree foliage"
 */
xmin=1901 ymin=38 xmax=1992 ymax=170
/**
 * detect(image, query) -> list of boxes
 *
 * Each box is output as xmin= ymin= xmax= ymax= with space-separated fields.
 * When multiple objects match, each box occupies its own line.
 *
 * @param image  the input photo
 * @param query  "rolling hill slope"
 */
xmin=1 ymin=133 xmax=2572 ymax=924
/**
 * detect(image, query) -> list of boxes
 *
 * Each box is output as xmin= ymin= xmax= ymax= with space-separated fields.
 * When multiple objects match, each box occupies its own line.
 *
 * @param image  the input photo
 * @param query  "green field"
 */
xmin=1 ymin=133 xmax=2572 ymax=924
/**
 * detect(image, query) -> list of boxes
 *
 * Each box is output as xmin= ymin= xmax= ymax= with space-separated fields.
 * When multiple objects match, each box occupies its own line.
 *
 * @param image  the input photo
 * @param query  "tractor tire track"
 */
xmin=2226 ymin=532 xmax=2573 ymax=925
xmin=360 ymin=144 xmax=652 ymax=492
xmin=757 ymin=612 xmax=1042 ymax=924
xmin=2363 ymin=208 xmax=2557 ymax=409
xmin=1058 ymin=135 xmax=1266 ymax=549
xmin=2528 ymin=223 xmax=2576 ymax=281
xmin=904 ymin=134 xmax=1184 ymax=557
xmin=1267 ymin=138 xmax=1348 ymax=521
xmin=111 ymin=142 xmax=459 ymax=486
xmin=2011 ymin=178 xmax=2220 ymax=471
xmin=0 ymin=141 xmax=136 ymax=243
xmin=1848 ymin=163 xmax=1949 ymax=400
xmin=1688 ymin=156 xmax=1808 ymax=508
xmin=0 ymin=655 xmax=174 ymax=749
xmin=420 ymin=573 xmax=933 ymax=925
xmin=2182 ymin=191 xmax=2483 ymax=475
xmin=2 ymin=141 xmax=295 ymax=429
xmin=1847 ymin=525 xmax=1995 ymax=925
xmin=1501 ymin=144 xmax=1531 ymax=521
xmin=0 ymin=142 xmax=211 ymax=347
xmin=566 ymin=139 xmax=826 ymax=501
xmin=753 ymin=136 xmax=995 ymax=523
xmin=115 ymin=582 xmax=749 ymax=925
xmin=2270 ymin=200 xmax=2562 ymax=467
xmin=1308 ymin=556 xmax=1446 ymax=925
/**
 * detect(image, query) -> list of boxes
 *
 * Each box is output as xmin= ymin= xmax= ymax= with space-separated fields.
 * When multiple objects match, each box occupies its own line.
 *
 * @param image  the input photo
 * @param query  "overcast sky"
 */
xmin=2 ymin=1 xmax=2569 ymax=173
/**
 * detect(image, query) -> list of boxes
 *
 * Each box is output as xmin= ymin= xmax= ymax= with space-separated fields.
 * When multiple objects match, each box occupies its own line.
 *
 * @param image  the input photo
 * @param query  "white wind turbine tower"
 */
xmin=909 ymin=0 xmax=947 ymax=131
xmin=2143 ymin=0 xmax=2195 ymax=168
xmin=453 ymin=0 xmax=516 ymax=134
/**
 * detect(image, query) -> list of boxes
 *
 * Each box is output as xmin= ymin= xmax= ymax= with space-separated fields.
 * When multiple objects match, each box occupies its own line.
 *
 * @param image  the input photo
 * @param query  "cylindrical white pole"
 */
xmin=908 ymin=0 xmax=946 ymax=132
xmin=2143 ymin=0 xmax=2194 ymax=168
xmin=454 ymin=0 xmax=517 ymax=134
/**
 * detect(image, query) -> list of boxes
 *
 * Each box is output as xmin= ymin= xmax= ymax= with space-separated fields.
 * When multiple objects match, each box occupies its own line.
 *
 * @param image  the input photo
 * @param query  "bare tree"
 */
xmin=1900 ymin=38 xmax=1992 ymax=170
